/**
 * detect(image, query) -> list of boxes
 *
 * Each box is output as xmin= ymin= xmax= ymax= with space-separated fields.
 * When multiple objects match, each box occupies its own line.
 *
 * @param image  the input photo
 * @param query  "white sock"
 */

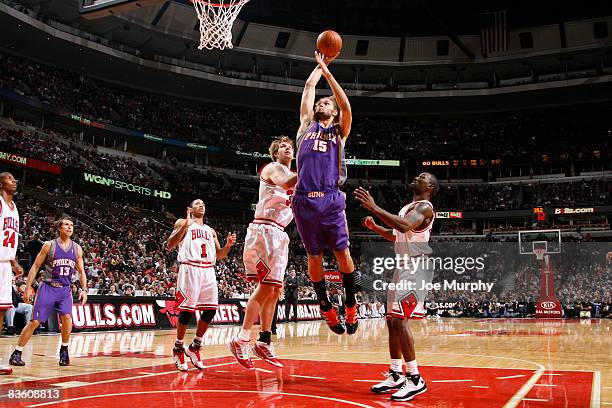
xmin=61 ymin=342 xmax=69 ymax=347
xmin=193 ymin=336 xmax=203 ymax=343
xmin=15 ymin=346 xmax=24 ymax=352
xmin=175 ymin=339 xmax=184 ymax=346
xmin=390 ymin=358 xmax=403 ymax=373
xmin=406 ymin=360 xmax=419 ymax=376
xmin=238 ymin=329 xmax=250 ymax=342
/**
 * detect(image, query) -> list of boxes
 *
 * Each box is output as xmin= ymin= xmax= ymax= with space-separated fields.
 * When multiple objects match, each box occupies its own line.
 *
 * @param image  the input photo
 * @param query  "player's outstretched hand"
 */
xmin=361 ymin=216 xmax=376 ymax=230
xmin=226 ymin=232 xmax=237 ymax=247
xmin=314 ymin=51 xmax=334 ymax=77
xmin=354 ymin=187 xmax=377 ymax=211
xmin=79 ymin=290 xmax=88 ymax=306
xmin=24 ymin=286 xmax=34 ymax=305
xmin=12 ymin=262 xmax=24 ymax=276
xmin=185 ymin=207 xmax=195 ymax=228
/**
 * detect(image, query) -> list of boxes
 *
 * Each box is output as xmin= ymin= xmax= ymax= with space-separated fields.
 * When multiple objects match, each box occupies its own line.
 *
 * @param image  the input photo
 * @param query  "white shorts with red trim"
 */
xmin=386 ymin=256 xmax=434 ymax=320
xmin=243 ymin=223 xmax=289 ymax=287
xmin=176 ymin=263 xmax=218 ymax=312
xmin=0 ymin=262 xmax=13 ymax=310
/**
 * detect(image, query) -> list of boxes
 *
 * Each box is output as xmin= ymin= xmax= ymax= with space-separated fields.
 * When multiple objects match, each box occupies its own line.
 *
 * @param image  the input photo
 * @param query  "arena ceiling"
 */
xmin=226 ymin=0 xmax=611 ymax=37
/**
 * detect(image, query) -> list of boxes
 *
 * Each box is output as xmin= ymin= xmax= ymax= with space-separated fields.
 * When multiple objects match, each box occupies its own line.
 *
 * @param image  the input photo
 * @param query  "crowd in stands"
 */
xmin=1 ymin=51 xmax=610 ymax=162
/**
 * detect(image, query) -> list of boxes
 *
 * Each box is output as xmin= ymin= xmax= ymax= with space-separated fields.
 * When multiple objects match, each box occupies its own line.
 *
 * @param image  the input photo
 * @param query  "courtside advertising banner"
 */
xmin=71 ymin=298 xmax=320 ymax=332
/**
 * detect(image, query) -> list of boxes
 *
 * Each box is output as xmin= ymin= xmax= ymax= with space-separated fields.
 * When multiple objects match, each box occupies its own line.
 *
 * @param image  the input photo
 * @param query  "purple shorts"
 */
xmin=292 ymin=190 xmax=350 ymax=255
xmin=32 ymin=283 xmax=73 ymax=322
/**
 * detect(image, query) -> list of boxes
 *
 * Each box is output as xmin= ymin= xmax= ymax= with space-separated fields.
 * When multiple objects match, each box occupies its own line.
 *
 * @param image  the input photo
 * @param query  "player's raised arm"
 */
xmin=75 ymin=244 xmax=88 ymax=305
xmin=300 ymin=65 xmax=323 ymax=131
xmin=264 ymin=163 xmax=297 ymax=190
xmin=315 ymin=52 xmax=352 ymax=139
xmin=354 ymin=187 xmax=432 ymax=233
xmin=23 ymin=241 xmax=51 ymax=304
xmin=213 ymin=229 xmax=236 ymax=260
xmin=165 ymin=207 xmax=193 ymax=251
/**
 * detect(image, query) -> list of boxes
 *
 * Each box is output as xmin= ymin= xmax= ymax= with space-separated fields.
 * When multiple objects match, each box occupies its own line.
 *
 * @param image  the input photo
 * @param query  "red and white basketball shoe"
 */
xmin=173 ymin=346 xmax=188 ymax=372
xmin=253 ymin=341 xmax=283 ymax=368
xmin=185 ymin=343 xmax=205 ymax=369
xmin=229 ymin=337 xmax=254 ymax=369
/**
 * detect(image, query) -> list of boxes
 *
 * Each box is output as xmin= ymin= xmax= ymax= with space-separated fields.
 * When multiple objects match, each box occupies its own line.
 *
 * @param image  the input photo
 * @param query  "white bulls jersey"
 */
xmin=177 ymin=222 xmax=216 ymax=265
xmin=394 ymin=200 xmax=435 ymax=256
xmin=0 ymin=195 xmax=19 ymax=262
xmin=253 ymin=162 xmax=294 ymax=229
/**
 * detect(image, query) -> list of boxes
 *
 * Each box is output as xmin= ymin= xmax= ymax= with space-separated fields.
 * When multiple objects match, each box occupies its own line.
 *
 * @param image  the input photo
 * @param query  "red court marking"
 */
xmin=0 ymin=358 xmax=594 ymax=407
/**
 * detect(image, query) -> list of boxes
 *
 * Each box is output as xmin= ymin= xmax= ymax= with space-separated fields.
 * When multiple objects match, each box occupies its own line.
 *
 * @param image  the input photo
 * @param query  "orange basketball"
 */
xmin=317 ymin=30 xmax=342 ymax=57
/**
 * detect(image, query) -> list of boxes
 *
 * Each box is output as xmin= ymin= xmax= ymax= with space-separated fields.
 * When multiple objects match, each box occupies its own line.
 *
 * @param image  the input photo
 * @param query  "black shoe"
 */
xmin=4 ymin=327 xmax=15 ymax=336
xmin=59 ymin=347 xmax=70 ymax=366
xmin=345 ymin=304 xmax=359 ymax=335
xmin=321 ymin=308 xmax=345 ymax=335
xmin=9 ymin=350 xmax=25 ymax=366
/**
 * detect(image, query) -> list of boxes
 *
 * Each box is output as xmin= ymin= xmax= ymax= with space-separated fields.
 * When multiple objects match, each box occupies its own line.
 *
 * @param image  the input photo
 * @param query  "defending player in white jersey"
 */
xmin=0 ymin=172 xmax=24 ymax=375
xmin=229 ymin=136 xmax=297 ymax=369
xmin=166 ymin=199 xmax=236 ymax=371
xmin=354 ymin=172 xmax=438 ymax=402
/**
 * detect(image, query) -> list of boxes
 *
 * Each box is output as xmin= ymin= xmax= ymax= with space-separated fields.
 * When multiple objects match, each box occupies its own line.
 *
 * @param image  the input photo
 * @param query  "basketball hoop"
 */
xmin=533 ymin=248 xmax=546 ymax=261
xmin=191 ymin=0 xmax=249 ymax=50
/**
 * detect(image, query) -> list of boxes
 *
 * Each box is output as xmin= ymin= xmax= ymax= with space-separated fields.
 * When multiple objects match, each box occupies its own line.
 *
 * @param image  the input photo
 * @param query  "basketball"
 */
xmin=317 ymin=30 xmax=343 ymax=57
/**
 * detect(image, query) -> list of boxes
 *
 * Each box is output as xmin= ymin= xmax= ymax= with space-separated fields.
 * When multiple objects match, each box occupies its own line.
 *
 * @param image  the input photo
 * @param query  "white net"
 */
xmin=534 ymin=248 xmax=546 ymax=261
xmin=192 ymin=0 xmax=249 ymax=50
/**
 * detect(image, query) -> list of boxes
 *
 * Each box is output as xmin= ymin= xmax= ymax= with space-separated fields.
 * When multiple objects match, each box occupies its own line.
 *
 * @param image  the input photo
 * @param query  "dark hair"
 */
xmin=313 ymin=95 xmax=340 ymax=124
xmin=189 ymin=199 xmax=204 ymax=207
xmin=269 ymin=136 xmax=294 ymax=160
xmin=55 ymin=216 xmax=74 ymax=232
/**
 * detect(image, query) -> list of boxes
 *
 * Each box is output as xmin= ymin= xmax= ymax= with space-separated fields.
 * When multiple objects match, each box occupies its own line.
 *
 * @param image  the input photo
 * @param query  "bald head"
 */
xmin=0 ymin=172 xmax=17 ymax=194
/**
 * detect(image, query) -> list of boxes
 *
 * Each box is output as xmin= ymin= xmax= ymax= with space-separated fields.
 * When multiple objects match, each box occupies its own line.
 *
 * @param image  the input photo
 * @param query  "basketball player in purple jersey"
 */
xmin=292 ymin=51 xmax=358 ymax=335
xmin=9 ymin=217 xmax=88 ymax=367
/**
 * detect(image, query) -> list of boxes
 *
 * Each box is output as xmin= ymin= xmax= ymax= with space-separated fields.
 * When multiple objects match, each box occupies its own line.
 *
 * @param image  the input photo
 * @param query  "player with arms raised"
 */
xmin=229 ymin=136 xmax=297 ymax=369
xmin=166 ymin=199 xmax=236 ymax=371
xmin=9 ymin=217 xmax=88 ymax=367
xmin=291 ymin=51 xmax=359 ymax=335
xmin=0 ymin=172 xmax=23 ymax=375
xmin=354 ymin=172 xmax=438 ymax=402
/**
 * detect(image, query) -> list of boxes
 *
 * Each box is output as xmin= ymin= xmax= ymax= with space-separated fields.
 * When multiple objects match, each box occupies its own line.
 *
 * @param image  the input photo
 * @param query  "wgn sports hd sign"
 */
xmin=82 ymin=172 xmax=172 ymax=199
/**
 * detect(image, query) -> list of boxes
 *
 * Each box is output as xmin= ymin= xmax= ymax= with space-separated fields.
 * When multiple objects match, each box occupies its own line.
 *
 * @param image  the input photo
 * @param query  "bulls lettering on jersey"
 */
xmin=0 ymin=195 xmax=19 ymax=261
xmin=178 ymin=223 xmax=216 ymax=265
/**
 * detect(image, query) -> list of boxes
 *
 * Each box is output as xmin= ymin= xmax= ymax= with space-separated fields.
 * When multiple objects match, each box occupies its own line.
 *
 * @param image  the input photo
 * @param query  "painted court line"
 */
xmin=354 ymin=380 xmax=379 ymax=383
xmin=533 ymin=384 xmax=557 ymax=387
xmin=523 ymin=398 xmax=548 ymax=402
xmin=471 ymin=386 xmax=489 ymax=389
xmin=592 ymin=371 xmax=601 ymax=408
xmin=28 ymin=390 xmax=376 ymax=408
xmin=290 ymin=374 xmax=326 ymax=380
xmin=497 ymin=375 xmax=526 ymax=380
xmin=50 ymin=381 xmax=91 ymax=388
xmin=431 ymin=379 xmax=474 ymax=383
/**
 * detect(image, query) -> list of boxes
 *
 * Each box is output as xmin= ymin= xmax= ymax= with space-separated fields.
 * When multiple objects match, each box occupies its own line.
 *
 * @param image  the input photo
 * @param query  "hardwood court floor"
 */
xmin=0 ymin=317 xmax=609 ymax=407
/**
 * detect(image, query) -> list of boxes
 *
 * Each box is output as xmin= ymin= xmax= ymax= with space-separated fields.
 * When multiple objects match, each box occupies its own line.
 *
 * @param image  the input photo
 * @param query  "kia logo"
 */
xmin=541 ymin=301 xmax=556 ymax=309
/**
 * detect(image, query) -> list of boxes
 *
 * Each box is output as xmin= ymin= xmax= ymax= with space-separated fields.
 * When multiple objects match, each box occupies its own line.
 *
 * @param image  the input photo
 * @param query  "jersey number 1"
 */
xmin=2 ymin=231 xmax=16 ymax=248
xmin=201 ymin=244 xmax=208 ymax=259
